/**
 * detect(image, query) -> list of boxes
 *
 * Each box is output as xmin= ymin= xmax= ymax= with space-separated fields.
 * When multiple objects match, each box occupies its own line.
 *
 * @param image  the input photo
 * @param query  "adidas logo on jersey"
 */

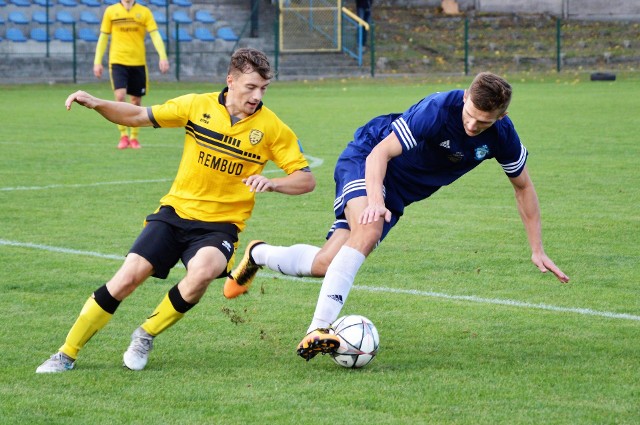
xmin=328 ymin=294 xmax=344 ymax=304
xmin=440 ymin=140 xmax=450 ymax=149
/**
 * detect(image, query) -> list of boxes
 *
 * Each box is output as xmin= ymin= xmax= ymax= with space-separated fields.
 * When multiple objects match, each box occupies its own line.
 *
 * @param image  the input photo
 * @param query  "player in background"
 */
xmin=94 ymin=0 xmax=170 ymax=149
xmin=223 ymin=72 xmax=570 ymax=361
xmin=36 ymin=48 xmax=315 ymax=373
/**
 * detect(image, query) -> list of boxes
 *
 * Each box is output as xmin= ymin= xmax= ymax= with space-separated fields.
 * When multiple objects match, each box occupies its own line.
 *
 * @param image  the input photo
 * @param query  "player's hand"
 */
xmin=65 ymin=91 xmax=98 ymax=110
xmin=242 ymin=175 xmax=275 ymax=193
xmin=159 ymin=59 xmax=170 ymax=74
xmin=93 ymin=63 xmax=103 ymax=79
xmin=359 ymin=203 xmax=392 ymax=225
xmin=531 ymin=252 xmax=570 ymax=283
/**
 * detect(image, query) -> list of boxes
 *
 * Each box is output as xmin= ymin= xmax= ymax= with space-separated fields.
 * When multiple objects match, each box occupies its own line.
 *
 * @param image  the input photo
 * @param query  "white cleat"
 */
xmin=36 ymin=352 xmax=75 ymax=373
xmin=123 ymin=327 xmax=154 ymax=371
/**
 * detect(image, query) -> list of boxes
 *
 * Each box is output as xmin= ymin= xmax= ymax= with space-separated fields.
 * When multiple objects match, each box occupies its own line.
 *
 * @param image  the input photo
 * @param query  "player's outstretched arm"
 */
xmin=242 ymin=169 xmax=316 ymax=195
xmin=65 ymin=90 xmax=152 ymax=128
xmin=360 ymin=133 xmax=403 ymax=225
xmin=509 ymin=167 xmax=570 ymax=283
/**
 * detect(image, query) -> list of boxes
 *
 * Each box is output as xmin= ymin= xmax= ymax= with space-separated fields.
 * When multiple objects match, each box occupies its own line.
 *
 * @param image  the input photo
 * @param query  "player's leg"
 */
xmin=110 ymin=64 xmax=131 ymax=148
xmin=36 ymin=254 xmax=154 ymax=373
xmin=297 ymin=196 xmax=382 ymax=361
xmin=124 ymin=224 xmax=235 ymax=370
xmin=128 ymin=94 xmax=142 ymax=148
xmin=127 ymin=66 xmax=147 ymax=149
xmin=222 ymin=227 xmax=350 ymax=298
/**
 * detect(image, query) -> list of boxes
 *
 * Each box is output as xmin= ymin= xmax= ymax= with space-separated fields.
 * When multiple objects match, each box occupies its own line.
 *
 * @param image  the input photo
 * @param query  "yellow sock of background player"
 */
xmin=59 ymin=285 xmax=119 ymax=359
xmin=141 ymin=284 xmax=195 ymax=336
xmin=117 ymin=124 xmax=128 ymax=138
xmin=130 ymin=127 xmax=140 ymax=141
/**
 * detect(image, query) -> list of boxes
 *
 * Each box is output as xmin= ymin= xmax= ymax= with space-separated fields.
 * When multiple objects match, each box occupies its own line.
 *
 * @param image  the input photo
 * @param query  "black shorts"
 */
xmin=129 ymin=206 xmax=238 ymax=279
xmin=110 ymin=64 xmax=148 ymax=97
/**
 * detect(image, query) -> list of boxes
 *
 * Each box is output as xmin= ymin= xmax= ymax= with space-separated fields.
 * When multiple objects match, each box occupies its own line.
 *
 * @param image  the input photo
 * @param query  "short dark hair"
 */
xmin=228 ymin=48 xmax=275 ymax=80
xmin=468 ymin=72 xmax=512 ymax=114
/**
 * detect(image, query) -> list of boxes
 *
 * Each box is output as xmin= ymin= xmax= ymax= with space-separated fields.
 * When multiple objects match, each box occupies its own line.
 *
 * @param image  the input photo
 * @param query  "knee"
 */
xmin=107 ymin=274 xmax=143 ymax=300
xmin=187 ymin=264 xmax=220 ymax=287
xmin=310 ymin=253 xmax=331 ymax=277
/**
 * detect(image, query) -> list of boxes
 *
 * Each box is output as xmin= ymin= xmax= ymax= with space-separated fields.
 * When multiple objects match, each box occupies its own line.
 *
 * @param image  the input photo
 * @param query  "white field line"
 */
xmin=0 ymin=155 xmax=324 ymax=192
xmin=0 ymin=179 xmax=172 ymax=192
xmin=1 ymin=238 xmax=638 ymax=323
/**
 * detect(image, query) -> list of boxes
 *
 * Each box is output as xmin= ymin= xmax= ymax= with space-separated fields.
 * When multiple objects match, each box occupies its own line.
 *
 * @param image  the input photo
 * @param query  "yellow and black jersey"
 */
xmin=99 ymin=2 xmax=158 ymax=66
xmin=147 ymin=88 xmax=310 ymax=231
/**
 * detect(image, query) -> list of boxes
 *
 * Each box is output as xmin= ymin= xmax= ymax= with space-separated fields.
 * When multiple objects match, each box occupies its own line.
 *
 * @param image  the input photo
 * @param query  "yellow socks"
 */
xmin=129 ymin=127 xmax=140 ymax=141
xmin=57 ymin=285 xmax=195 ymax=359
xmin=142 ymin=285 xmax=195 ymax=336
xmin=117 ymin=124 xmax=128 ymax=137
xmin=59 ymin=285 xmax=119 ymax=359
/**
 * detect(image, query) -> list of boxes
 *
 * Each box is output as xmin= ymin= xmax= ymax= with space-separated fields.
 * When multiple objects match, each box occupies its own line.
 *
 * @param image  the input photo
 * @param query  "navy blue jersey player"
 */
xmin=223 ymin=72 xmax=570 ymax=361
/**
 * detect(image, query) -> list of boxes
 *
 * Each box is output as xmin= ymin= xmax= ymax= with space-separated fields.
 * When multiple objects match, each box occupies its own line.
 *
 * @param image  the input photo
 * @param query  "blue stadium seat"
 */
xmin=173 ymin=27 xmax=191 ymax=42
xmin=172 ymin=0 xmax=191 ymax=7
xmin=6 ymin=27 xmax=27 ymax=42
xmin=33 ymin=0 xmax=55 ymax=6
xmin=0 ymin=0 xmax=7 ymax=6
xmin=103 ymin=0 xmax=117 ymax=4
xmin=80 ymin=10 xmax=99 ymax=24
xmin=158 ymin=28 xmax=167 ymax=42
xmin=56 ymin=10 xmax=75 ymax=24
xmin=59 ymin=0 xmax=78 ymax=6
xmin=152 ymin=10 xmax=166 ymax=25
xmin=0 ymin=15 xmax=4 ymax=24
xmin=30 ymin=27 xmax=50 ymax=42
xmin=10 ymin=0 xmax=31 ymax=6
xmin=54 ymin=26 xmax=73 ymax=41
xmin=149 ymin=0 xmax=166 ymax=6
xmin=216 ymin=27 xmax=238 ymax=41
xmin=194 ymin=27 xmax=215 ymax=42
xmin=81 ymin=0 xmax=101 ymax=6
xmin=9 ymin=11 xmax=29 ymax=24
xmin=172 ymin=10 xmax=191 ymax=24
xmin=78 ymin=27 xmax=98 ymax=41
xmin=194 ymin=9 xmax=215 ymax=24
xmin=32 ymin=10 xmax=54 ymax=24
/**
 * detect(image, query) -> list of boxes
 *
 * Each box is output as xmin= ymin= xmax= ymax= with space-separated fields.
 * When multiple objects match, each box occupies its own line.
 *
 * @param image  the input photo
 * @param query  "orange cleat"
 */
xmin=223 ymin=240 xmax=264 ymax=299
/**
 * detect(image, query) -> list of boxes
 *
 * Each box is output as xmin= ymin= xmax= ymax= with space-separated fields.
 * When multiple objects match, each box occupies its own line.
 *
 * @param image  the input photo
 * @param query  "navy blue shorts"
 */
xmin=327 ymin=145 xmax=400 ymax=242
xmin=110 ymin=64 xmax=147 ymax=97
xmin=129 ymin=206 xmax=238 ymax=279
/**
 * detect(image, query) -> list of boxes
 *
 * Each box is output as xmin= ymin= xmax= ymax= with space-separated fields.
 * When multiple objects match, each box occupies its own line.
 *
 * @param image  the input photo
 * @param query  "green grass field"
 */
xmin=1 ymin=73 xmax=638 ymax=424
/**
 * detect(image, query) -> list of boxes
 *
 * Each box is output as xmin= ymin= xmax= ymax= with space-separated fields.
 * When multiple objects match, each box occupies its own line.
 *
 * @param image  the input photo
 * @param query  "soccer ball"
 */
xmin=330 ymin=315 xmax=380 ymax=369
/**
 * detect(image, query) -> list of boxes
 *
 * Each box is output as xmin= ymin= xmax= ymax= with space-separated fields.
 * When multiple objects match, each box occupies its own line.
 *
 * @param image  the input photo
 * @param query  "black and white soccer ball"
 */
xmin=330 ymin=314 xmax=379 ymax=369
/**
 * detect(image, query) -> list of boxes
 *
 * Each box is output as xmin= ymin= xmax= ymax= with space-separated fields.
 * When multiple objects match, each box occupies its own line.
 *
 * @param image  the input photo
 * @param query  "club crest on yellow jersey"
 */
xmin=249 ymin=129 xmax=264 ymax=145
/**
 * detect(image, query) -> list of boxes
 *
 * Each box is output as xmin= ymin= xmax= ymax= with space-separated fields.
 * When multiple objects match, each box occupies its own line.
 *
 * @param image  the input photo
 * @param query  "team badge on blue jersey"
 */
xmin=474 ymin=145 xmax=489 ymax=160
xmin=249 ymin=129 xmax=264 ymax=145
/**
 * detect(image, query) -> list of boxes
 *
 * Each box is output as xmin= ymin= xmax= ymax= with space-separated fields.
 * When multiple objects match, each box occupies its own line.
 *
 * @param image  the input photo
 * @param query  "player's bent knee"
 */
xmin=187 ymin=264 xmax=223 ymax=284
xmin=310 ymin=254 xmax=331 ymax=277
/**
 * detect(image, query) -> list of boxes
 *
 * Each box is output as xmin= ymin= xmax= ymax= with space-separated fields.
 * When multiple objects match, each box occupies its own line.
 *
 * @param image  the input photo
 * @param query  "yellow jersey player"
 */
xmin=94 ymin=0 xmax=170 ymax=149
xmin=36 ymin=48 xmax=315 ymax=373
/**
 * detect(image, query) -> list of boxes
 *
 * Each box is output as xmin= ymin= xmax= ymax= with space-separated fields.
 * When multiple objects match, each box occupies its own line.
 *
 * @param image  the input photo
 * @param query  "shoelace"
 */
xmin=131 ymin=337 xmax=153 ymax=356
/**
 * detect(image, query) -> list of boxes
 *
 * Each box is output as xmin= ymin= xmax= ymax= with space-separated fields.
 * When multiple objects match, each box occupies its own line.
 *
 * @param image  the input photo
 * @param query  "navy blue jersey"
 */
xmin=342 ymin=89 xmax=527 ymax=216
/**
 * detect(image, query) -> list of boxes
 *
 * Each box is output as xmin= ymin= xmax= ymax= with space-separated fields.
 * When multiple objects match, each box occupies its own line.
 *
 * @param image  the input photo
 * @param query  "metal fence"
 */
xmin=374 ymin=12 xmax=640 ymax=75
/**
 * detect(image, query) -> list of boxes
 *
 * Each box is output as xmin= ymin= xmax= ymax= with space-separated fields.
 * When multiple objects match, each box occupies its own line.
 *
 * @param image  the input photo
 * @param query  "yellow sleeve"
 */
xmin=149 ymin=30 xmax=168 ymax=61
xmin=94 ymin=33 xmax=109 ymax=65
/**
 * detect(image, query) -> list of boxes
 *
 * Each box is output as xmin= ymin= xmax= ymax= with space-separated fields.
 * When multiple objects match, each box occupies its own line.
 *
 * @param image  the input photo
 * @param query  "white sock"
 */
xmin=307 ymin=246 xmax=365 ymax=333
xmin=252 ymin=244 xmax=320 ymax=277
